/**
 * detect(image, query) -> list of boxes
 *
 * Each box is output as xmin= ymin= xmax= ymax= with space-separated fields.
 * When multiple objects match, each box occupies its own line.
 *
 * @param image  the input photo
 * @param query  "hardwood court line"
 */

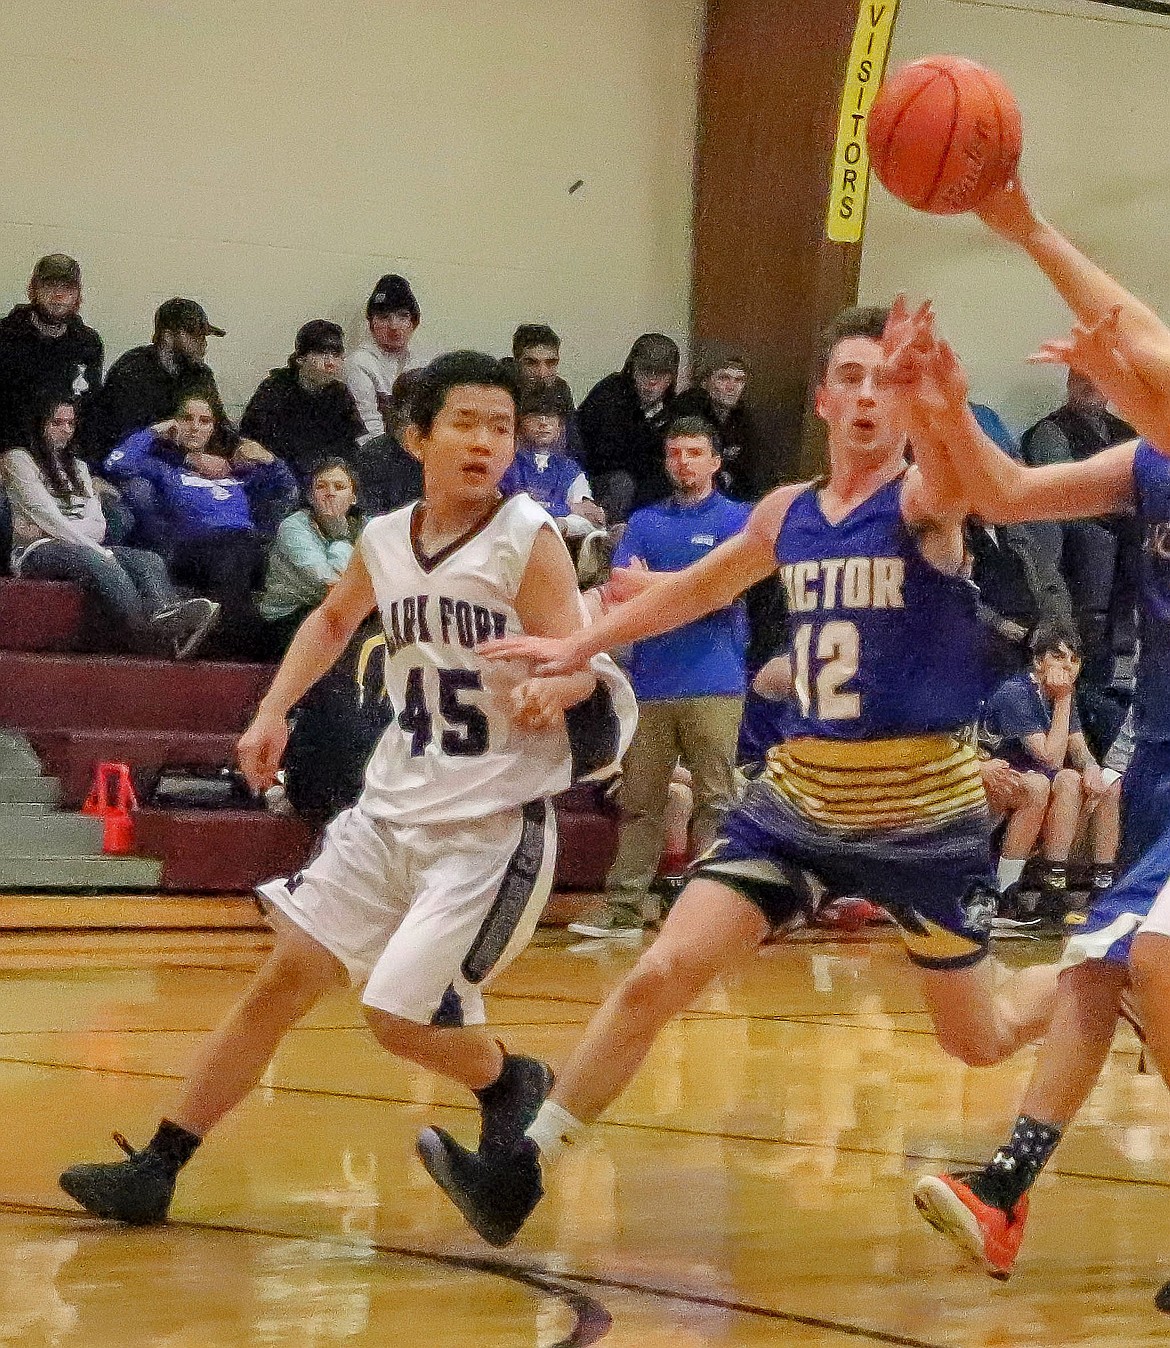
xmin=5 ymin=1052 xmax=1167 ymax=1193
xmin=0 ymin=1197 xmax=946 ymax=1348
xmin=0 ymin=1018 xmax=589 ymax=1037
xmin=0 ymin=1199 xmax=611 ymax=1348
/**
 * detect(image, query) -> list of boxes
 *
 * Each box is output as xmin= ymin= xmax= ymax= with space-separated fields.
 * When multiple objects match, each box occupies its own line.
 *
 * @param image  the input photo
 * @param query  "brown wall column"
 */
xmin=692 ymin=0 xmax=873 ymax=485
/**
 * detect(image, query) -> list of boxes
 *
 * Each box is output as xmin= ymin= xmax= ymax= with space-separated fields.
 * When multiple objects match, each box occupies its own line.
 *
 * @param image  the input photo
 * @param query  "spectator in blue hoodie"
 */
xmin=103 ymin=394 xmax=296 ymax=657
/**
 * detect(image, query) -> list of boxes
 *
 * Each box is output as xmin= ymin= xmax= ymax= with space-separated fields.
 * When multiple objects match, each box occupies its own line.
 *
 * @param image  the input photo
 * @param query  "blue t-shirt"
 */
xmin=615 ymin=491 xmax=750 ymax=700
xmin=499 ymin=448 xmax=585 ymax=518
xmin=983 ymin=671 xmax=1082 ymax=772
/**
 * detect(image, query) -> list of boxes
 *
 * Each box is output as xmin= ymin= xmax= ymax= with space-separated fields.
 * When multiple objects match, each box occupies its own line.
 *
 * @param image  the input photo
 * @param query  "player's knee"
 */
xmin=934 ymin=1023 xmax=1006 ymax=1068
xmin=262 ymin=934 xmax=345 ymax=1010
xmin=1129 ymin=933 xmax=1170 ymax=1000
xmin=617 ymin=950 xmax=703 ymax=1023
xmin=1052 ymin=768 xmax=1082 ymax=801
xmin=1022 ymin=772 xmax=1050 ymax=808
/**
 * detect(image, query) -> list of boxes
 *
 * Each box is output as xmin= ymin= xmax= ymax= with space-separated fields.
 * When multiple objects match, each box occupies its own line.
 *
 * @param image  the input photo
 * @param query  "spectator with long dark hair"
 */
xmin=103 ymin=393 xmax=296 ymax=658
xmin=0 ymin=396 xmax=219 ymax=657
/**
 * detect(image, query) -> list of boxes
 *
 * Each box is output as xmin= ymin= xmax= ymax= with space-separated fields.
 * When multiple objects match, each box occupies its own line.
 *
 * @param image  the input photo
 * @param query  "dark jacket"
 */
xmin=1021 ymin=403 xmax=1134 ymax=467
xmin=578 ymin=368 xmax=674 ymax=506
xmin=0 ymin=305 xmax=104 ymax=450
xmin=88 ymin=344 xmax=220 ymax=461
xmin=671 ymin=386 xmax=768 ymax=501
xmin=353 ymin=433 xmax=423 ymax=515
xmin=240 ymin=367 xmax=364 ymax=484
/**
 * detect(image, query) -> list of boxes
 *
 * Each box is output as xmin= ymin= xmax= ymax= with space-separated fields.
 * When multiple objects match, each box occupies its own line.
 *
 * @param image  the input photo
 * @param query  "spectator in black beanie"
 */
xmin=578 ymin=332 xmax=679 ymax=522
xmin=344 ymin=274 xmax=428 ymax=440
xmin=241 ymin=319 xmax=365 ymax=487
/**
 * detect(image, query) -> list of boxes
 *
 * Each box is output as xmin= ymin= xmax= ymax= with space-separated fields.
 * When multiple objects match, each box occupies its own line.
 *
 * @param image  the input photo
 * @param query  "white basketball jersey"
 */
xmin=357 ymin=494 xmax=634 ymax=826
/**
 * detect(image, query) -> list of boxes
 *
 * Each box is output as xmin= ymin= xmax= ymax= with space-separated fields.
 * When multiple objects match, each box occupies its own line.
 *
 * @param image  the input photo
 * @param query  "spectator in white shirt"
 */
xmin=344 ymin=274 xmax=426 ymax=441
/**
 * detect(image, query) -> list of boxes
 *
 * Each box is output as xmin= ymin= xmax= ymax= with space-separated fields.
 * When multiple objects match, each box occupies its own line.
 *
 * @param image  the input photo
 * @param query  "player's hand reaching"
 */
xmin=509 ymin=677 xmax=572 ymax=731
xmin=480 ymin=632 xmax=590 ymax=676
xmin=238 ymin=709 xmax=289 ymax=793
xmin=881 ymin=299 xmax=970 ymax=439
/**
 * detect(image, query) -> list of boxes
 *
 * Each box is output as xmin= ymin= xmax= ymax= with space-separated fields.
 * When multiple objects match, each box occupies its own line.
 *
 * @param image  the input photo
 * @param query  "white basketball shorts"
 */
xmin=257 ymin=798 xmax=556 ymax=1023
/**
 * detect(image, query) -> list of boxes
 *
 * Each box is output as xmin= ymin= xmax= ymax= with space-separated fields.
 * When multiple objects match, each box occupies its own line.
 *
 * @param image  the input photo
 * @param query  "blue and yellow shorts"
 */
xmin=693 ymin=734 xmax=995 ymax=969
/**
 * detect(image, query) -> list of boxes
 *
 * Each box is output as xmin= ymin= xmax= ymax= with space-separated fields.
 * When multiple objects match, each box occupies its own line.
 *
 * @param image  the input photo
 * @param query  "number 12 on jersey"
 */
xmin=791 ymin=621 xmax=861 ymax=720
xmin=398 ymin=666 xmax=490 ymax=757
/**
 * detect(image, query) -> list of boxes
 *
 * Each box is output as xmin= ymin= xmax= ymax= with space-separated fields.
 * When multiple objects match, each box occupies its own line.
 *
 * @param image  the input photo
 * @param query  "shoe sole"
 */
xmin=913 ymin=1177 xmax=1010 ymax=1280
xmin=565 ymin=922 xmax=644 ymax=939
xmin=416 ymin=1128 xmax=519 ymax=1248
xmin=176 ymin=602 xmax=222 ymax=660
xmin=58 ymin=1172 xmax=168 ymax=1225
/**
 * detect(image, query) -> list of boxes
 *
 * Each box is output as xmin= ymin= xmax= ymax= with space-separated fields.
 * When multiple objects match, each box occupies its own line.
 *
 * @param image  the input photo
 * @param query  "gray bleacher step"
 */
xmin=0 ymin=733 xmax=42 ymax=775
xmin=0 ymin=812 xmax=106 ymax=855
xmin=0 ymin=801 xmax=53 ymax=816
xmin=0 ymin=776 xmax=60 ymax=805
xmin=0 ymin=854 xmax=163 ymax=891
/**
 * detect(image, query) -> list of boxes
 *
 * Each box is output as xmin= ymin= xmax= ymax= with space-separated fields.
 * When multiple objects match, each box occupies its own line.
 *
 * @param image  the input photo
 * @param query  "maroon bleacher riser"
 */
xmin=1 ymin=578 xmax=621 ymax=894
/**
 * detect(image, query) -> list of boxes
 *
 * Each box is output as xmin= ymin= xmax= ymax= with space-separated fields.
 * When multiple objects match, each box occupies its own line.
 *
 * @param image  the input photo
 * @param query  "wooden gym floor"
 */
xmin=1 ymin=917 xmax=1168 ymax=1347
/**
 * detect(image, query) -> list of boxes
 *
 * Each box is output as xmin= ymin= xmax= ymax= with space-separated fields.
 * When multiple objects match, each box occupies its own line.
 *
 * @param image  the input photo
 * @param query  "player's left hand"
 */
xmin=480 ymin=632 xmax=590 ymax=675
xmin=510 ymin=678 xmax=568 ymax=731
xmin=238 ymin=709 xmax=289 ymax=793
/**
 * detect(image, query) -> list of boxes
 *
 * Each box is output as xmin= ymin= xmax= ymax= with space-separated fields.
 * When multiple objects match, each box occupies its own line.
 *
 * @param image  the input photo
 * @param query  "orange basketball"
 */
xmin=866 ymin=55 xmax=1022 ymax=215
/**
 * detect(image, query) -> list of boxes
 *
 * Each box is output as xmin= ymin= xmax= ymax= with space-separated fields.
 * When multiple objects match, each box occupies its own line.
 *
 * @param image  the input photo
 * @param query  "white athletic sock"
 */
xmin=525 ymin=1101 xmax=584 ymax=1167
xmin=997 ymin=857 xmax=1026 ymax=892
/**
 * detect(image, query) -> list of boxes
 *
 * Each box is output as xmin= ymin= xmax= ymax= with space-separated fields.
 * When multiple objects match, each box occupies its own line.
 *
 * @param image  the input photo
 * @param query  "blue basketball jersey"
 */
xmin=1133 ymin=441 xmax=1170 ymax=742
xmin=774 ymin=475 xmax=988 ymax=740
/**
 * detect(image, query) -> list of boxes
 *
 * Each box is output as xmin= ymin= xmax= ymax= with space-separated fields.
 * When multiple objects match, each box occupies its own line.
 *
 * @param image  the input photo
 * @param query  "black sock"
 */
xmin=967 ymin=1114 xmax=1062 ymax=1213
xmin=146 ymin=1119 xmax=202 ymax=1176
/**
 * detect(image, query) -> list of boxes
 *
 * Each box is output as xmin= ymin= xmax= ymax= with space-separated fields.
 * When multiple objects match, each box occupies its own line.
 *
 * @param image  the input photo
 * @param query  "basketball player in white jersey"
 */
xmin=58 ymin=351 xmax=636 ymax=1226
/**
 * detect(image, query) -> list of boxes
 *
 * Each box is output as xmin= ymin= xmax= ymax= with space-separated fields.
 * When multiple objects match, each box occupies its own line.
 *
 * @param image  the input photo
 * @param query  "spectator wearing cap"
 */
xmin=352 ymin=368 xmax=424 ymax=516
xmin=578 ymin=332 xmax=680 ymax=523
xmin=343 ymin=274 xmax=427 ymax=441
xmin=240 ymin=320 xmax=365 ymax=488
xmin=88 ymin=298 xmax=223 ymax=459
xmin=0 ymin=254 xmax=103 ymax=452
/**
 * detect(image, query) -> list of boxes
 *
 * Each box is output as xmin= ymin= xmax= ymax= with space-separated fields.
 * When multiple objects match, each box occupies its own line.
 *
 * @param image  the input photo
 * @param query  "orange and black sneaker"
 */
xmin=913 ymin=1172 xmax=1029 ymax=1280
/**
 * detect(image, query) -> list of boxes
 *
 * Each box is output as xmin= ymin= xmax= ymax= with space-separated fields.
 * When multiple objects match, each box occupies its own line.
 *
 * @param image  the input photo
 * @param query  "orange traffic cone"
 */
xmin=82 ymin=762 xmax=138 ymax=855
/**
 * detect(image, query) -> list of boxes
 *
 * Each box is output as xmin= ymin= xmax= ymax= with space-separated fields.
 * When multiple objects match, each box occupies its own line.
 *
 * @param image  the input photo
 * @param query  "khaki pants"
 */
xmin=605 ymin=695 xmax=744 ymax=910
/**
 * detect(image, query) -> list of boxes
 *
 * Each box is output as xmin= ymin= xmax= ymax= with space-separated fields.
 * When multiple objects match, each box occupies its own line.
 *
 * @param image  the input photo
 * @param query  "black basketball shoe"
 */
xmin=416 ymin=1129 xmax=543 ymax=1246
xmin=476 ymin=1054 xmax=553 ymax=1155
xmin=59 ymin=1132 xmax=178 ymax=1225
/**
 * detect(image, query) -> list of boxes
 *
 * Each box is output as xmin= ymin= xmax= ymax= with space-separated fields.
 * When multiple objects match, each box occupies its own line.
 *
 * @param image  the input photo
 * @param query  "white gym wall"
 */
xmin=858 ymin=0 xmax=1170 ymax=435
xmin=0 ymin=1 xmax=702 ymax=414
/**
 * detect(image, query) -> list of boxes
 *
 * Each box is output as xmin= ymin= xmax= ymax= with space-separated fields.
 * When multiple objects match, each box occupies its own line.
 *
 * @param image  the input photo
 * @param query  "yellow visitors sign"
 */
xmin=825 ymin=0 xmax=901 ymax=244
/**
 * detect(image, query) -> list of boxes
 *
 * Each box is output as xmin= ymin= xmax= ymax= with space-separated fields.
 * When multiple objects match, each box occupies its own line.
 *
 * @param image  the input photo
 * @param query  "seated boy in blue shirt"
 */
xmin=499 ymin=386 xmax=604 ymax=542
xmin=983 ymin=620 xmax=1120 ymax=914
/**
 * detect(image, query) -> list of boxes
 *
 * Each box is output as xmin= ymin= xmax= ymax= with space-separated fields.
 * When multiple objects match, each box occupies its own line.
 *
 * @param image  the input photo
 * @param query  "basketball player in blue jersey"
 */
xmin=56 ymin=351 xmax=635 ymax=1227
xmin=884 ymin=178 xmax=1170 ymax=1297
xmin=413 ymin=306 xmax=1065 ymax=1248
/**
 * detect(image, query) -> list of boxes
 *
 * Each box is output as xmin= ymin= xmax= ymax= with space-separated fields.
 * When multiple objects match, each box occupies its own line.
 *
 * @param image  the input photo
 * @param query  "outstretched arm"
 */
xmin=884 ymin=305 xmax=1137 ymax=525
xmin=482 ymin=486 xmax=797 ymax=674
xmin=979 ymin=179 xmax=1170 ymax=450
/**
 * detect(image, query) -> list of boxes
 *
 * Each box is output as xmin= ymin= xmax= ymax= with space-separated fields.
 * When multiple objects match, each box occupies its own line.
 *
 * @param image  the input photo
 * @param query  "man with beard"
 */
xmin=0 ymin=255 xmax=103 ymax=451
xmin=88 ymin=298 xmax=224 ymax=461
